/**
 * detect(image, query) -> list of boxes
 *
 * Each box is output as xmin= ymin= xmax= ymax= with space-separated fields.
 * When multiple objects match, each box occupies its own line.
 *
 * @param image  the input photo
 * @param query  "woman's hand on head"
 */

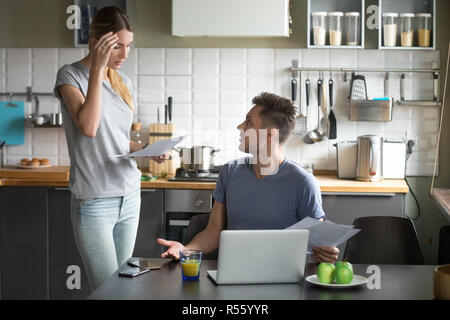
xmin=89 ymin=32 xmax=119 ymax=71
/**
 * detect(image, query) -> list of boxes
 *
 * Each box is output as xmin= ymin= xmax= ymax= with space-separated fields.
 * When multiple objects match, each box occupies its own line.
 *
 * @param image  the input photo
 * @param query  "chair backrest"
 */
xmin=439 ymin=225 xmax=450 ymax=265
xmin=184 ymin=214 xmax=218 ymax=260
xmin=343 ymin=216 xmax=424 ymax=265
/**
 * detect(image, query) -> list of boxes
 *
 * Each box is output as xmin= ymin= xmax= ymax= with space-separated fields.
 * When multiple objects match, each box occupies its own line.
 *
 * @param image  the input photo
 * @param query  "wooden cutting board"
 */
xmin=0 ymin=166 xmax=69 ymax=180
xmin=149 ymin=123 xmax=176 ymax=176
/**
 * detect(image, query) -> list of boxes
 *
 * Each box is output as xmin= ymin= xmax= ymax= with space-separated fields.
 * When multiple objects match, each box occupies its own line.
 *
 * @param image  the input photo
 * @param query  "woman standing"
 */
xmin=53 ymin=6 xmax=168 ymax=291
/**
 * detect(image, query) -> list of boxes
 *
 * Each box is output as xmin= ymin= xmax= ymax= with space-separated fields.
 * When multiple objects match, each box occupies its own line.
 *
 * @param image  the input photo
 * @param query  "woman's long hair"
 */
xmin=89 ymin=6 xmax=134 ymax=111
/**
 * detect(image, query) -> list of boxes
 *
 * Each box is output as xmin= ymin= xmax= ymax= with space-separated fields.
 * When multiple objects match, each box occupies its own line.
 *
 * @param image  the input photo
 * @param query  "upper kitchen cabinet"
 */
xmin=307 ymin=0 xmax=365 ymax=49
xmin=73 ymin=0 xmax=131 ymax=47
xmin=172 ymin=0 xmax=291 ymax=37
xmin=379 ymin=0 xmax=436 ymax=50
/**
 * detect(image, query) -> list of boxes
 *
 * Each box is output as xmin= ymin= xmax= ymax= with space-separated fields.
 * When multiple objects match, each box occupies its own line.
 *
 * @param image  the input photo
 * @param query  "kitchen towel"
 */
xmin=0 ymin=101 xmax=25 ymax=145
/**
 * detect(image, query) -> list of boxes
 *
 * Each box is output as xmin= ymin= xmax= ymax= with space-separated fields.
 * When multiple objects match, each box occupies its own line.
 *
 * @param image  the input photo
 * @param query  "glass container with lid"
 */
xmin=400 ymin=13 xmax=414 ymax=47
xmin=312 ymin=11 xmax=327 ymax=45
xmin=416 ymin=13 xmax=432 ymax=47
xmin=345 ymin=12 xmax=360 ymax=46
xmin=383 ymin=13 xmax=399 ymax=47
xmin=328 ymin=12 xmax=344 ymax=46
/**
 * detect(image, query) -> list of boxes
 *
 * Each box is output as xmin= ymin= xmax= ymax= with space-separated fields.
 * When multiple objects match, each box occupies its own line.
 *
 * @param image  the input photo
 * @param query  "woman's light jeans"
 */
xmin=71 ymin=189 xmax=141 ymax=291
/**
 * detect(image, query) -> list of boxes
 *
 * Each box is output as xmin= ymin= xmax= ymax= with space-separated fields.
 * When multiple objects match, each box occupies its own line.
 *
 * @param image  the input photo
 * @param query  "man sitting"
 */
xmin=157 ymin=92 xmax=339 ymax=263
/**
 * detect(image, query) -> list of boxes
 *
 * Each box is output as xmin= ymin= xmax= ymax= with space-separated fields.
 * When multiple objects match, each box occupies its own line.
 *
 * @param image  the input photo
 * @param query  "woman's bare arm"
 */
xmin=57 ymin=32 xmax=119 ymax=137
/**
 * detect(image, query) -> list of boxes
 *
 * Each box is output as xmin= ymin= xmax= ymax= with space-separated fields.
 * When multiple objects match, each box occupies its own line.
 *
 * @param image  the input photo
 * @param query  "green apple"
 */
xmin=334 ymin=263 xmax=353 ymax=284
xmin=316 ymin=262 xmax=336 ymax=284
xmin=334 ymin=261 xmax=353 ymax=283
xmin=335 ymin=261 xmax=353 ymax=271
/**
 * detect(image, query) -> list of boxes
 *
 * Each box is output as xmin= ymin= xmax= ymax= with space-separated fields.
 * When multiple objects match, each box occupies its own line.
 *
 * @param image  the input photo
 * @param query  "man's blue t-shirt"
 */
xmin=212 ymin=157 xmax=325 ymax=230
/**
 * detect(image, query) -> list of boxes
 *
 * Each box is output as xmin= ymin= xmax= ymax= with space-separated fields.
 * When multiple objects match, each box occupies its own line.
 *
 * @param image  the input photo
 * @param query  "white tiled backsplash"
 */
xmin=0 ymin=48 xmax=440 ymax=176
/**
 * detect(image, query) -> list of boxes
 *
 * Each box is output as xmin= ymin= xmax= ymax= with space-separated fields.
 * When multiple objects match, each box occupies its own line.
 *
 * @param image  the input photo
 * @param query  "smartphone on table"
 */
xmin=127 ymin=258 xmax=161 ymax=270
xmin=118 ymin=267 xmax=150 ymax=278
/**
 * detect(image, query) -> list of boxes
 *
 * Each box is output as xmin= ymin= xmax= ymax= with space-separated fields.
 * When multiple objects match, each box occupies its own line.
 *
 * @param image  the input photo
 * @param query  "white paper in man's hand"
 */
xmin=286 ymin=217 xmax=360 ymax=254
xmin=111 ymin=135 xmax=186 ymax=158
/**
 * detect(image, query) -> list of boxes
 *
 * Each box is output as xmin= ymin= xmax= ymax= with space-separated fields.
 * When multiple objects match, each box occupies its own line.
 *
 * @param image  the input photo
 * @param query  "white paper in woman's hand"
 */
xmin=110 ymin=135 xmax=186 ymax=158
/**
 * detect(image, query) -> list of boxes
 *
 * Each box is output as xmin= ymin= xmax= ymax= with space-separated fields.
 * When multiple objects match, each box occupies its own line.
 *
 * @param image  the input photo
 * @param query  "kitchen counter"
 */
xmin=0 ymin=166 xmax=409 ymax=193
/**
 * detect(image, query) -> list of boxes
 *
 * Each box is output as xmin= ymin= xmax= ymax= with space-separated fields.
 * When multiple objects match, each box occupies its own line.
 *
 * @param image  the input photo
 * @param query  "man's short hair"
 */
xmin=252 ymin=92 xmax=297 ymax=144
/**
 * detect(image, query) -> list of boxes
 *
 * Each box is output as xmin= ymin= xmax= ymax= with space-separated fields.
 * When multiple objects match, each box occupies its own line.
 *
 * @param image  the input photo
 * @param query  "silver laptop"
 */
xmin=207 ymin=229 xmax=309 ymax=285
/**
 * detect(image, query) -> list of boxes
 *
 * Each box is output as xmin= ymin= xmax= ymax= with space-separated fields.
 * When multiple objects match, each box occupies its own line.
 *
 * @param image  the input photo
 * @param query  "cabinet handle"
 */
xmin=169 ymin=220 xmax=190 ymax=227
xmin=141 ymin=189 xmax=157 ymax=192
xmin=54 ymin=187 xmax=70 ymax=191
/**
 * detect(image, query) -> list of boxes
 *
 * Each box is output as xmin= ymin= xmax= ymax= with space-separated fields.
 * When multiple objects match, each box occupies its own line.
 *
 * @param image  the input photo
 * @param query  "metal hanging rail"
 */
xmin=290 ymin=59 xmax=441 ymax=77
xmin=0 ymin=87 xmax=54 ymax=102
xmin=290 ymin=67 xmax=441 ymax=74
xmin=290 ymin=59 xmax=442 ymax=106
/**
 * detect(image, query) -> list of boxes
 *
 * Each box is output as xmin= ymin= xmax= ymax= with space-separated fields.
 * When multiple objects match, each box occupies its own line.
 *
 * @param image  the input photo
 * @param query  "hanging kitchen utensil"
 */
xmin=291 ymin=78 xmax=297 ymax=102
xmin=304 ymin=74 xmax=326 ymax=144
xmin=350 ymin=73 xmax=368 ymax=100
xmin=384 ymin=72 xmax=390 ymax=97
xmin=293 ymin=72 xmax=307 ymax=134
xmin=298 ymin=72 xmax=311 ymax=134
xmin=320 ymin=74 xmax=329 ymax=138
xmin=400 ymin=73 xmax=405 ymax=101
xmin=305 ymin=73 xmax=310 ymax=107
xmin=328 ymin=74 xmax=337 ymax=139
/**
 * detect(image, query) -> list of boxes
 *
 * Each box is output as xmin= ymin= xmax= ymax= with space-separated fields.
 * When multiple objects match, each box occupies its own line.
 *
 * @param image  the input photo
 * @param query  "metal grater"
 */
xmin=350 ymin=74 xmax=367 ymax=100
xmin=293 ymin=116 xmax=308 ymax=134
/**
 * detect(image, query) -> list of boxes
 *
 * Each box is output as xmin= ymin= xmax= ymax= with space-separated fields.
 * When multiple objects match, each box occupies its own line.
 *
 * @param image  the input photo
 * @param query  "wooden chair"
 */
xmin=184 ymin=214 xmax=218 ymax=260
xmin=343 ymin=216 xmax=424 ymax=265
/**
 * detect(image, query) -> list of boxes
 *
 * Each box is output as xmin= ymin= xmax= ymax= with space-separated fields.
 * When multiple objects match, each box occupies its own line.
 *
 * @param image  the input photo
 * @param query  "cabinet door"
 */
xmin=133 ymin=189 xmax=164 ymax=258
xmin=48 ymin=189 xmax=83 ymax=265
xmin=321 ymin=193 xmax=405 ymax=260
xmin=322 ymin=193 xmax=405 ymax=225
xmin=0 ymin=187 xmax=48 ymax=299
xmin=48 ymin=188 xmax=90 ymax=300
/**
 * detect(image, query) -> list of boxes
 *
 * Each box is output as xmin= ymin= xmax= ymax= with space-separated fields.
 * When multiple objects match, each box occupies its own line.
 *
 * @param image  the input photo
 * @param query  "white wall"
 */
xmin=0 ymin=48 xmax=440 ymax=176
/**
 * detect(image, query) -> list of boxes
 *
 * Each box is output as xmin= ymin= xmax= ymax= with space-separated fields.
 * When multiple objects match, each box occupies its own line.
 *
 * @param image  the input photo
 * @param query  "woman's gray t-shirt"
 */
xmin=53 ymin=60 xmax=141 ymax=200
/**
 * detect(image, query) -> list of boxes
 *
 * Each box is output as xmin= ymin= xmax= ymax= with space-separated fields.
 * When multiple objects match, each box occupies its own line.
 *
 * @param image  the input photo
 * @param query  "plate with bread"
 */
xmin=18 ymin=158 xmax=51 ymax=169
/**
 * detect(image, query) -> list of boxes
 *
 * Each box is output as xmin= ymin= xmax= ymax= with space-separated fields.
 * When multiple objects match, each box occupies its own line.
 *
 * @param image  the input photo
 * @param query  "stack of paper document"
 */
xmin=286 ymin=217 xmax=360 ymax=254
xmin=111 ymin=136 xmax=186 ymax=158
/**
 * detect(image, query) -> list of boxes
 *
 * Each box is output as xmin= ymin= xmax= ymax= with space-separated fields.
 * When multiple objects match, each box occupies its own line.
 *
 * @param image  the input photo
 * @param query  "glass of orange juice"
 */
xmin=180 ymin=249 xmax=202 ymax=280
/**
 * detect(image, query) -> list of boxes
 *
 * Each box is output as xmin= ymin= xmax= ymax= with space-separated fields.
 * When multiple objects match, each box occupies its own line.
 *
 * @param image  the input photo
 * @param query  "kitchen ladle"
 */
xmin=304 ymin=75 xmax=327 ymax=144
